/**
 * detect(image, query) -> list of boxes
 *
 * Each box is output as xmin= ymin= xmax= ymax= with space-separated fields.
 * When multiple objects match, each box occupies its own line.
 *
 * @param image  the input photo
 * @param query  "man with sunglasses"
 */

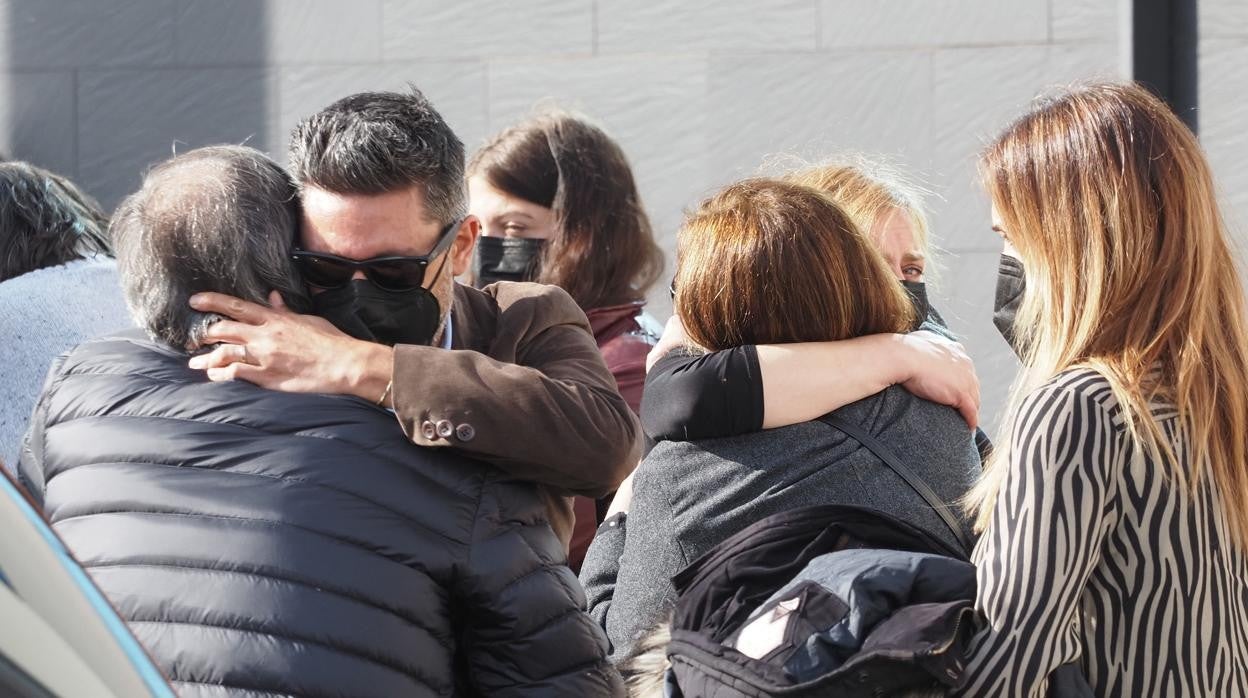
xmin=187 ymin=89 xmax=641 ymax=549
xmin=19 ymin=145 xmax=622 ymax=696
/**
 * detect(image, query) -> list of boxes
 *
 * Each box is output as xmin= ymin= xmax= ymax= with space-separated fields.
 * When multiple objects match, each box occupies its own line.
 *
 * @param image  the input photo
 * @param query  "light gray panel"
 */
xmin=1202 ymin=0 xmax=1248 ymax=39
xmin=597 ymin=0 xmax=816 ymax=53
xmin=819 ymin=0 xmax=1047 ymax=49
xmin=278 ymin=62 xmax=487 ymax=161
xmin=177 ymin=0 xmax=380 ymax=66
xmin=0 ymin=71 xmax=76 ymax=177
xmin=1050 ymin=0 xmax=1121 ymax=42
xmin=0 ymin=0 xmax=176 ymax=69
xmin=77 ymin=68 xmax=276 ymax=210
xmin=488 ymin=55 xmax=710 ymax=297
xmin=382 ymin=0 xmax=592 ymax=59
xmin=1201 ymin=39 xmax=1248 ymax=250
xmin=706 ymin=52 xmax=933 ymax=188
xmin=929 ymin=43 xmax=1121 ymax=252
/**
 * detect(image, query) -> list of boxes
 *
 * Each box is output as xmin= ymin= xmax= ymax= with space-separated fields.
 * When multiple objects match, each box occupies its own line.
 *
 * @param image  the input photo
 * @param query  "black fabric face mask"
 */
xmin=312 ymin=279 xmax=443 ymax=347
xmin=472 ymin=236 xmax=546 ymax=287
xmin=993 ymin=254 xmax=1026 ymax=356
xmin=901 ymin=280 xmax=930 ymax=330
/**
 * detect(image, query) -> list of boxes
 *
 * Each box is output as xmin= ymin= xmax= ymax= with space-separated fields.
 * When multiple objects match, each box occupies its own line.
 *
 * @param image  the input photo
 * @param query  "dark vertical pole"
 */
xmin=1132 ymin=0 xmax=1200 ymax=133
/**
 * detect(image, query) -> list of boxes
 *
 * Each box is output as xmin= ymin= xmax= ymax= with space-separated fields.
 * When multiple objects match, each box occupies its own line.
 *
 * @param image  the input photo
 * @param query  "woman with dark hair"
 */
xmin=0 ymin=162 xmax=130 ymax=469
xmin=578 ymin=178 xmax=980 ymax=658
xmin=468 ymin=109 xmax=666 ymax=569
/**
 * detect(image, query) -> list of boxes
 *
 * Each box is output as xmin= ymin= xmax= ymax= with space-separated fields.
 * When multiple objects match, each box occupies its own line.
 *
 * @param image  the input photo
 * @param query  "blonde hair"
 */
xmin=784 ymin=158 xmax=933 ymax=260
xmin=967 ymin=82 xmax=1248 ymax=545
xmin=675 ymin=178 xmax=915 ymax=351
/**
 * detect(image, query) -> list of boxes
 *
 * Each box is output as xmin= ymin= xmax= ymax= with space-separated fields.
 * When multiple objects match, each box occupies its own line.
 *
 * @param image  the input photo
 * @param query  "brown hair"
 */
xmin=468 ymin=109 xmax=664 ymax=309
xmin=968 ymin=82 xmax=1248 ymax=546
xmin=675 ymin=179 xmax=915 ymax=351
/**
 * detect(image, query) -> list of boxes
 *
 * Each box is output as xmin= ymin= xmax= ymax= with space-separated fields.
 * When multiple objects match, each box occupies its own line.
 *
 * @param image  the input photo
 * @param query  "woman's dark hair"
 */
xmin=468 ymin=110 xmax=664 ymax=309
xmin=0 ymin=162 xmax=110 ymax=282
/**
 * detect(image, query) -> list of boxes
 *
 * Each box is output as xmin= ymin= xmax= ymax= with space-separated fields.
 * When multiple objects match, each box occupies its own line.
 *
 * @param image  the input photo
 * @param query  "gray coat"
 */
xmin=579 ymin=385 xmax=980 ymax=659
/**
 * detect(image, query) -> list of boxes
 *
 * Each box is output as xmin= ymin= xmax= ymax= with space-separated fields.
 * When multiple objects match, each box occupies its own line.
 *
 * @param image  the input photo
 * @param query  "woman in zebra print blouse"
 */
xmin=960 ymin=82 xmax=1248 ymax=696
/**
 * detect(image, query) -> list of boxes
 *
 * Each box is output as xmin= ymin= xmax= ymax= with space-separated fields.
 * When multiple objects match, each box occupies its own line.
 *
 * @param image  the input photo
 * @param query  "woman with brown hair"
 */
xmin=961 ymin=83 xmax=1248 ymax=695
xmin=578 ymin=178 xmax=981 ymax=658
xmin=468 ymin=109 xmax=665 ymax=570
xmin=641 ymin=159 xmax=983 ymax=449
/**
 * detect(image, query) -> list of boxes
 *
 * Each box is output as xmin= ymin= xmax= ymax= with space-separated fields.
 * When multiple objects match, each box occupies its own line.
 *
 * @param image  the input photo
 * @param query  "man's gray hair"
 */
xmin=288 ymin=87 xmax=468 ymax=225
xmin=110 ymin=145 xmax=310 ymax=350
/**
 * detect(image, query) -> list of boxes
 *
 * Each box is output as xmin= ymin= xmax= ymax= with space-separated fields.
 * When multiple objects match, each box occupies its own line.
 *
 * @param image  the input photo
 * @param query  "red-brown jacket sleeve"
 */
xmin=391 ymin=282 xmax=640 ymax=498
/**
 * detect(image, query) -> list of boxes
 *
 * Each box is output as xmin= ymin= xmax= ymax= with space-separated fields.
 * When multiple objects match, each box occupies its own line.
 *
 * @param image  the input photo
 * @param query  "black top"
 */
xmin=640 ymin=345 xmax=764 ymax=442
xmin=641 ymin=315 xmax=994 ymax=461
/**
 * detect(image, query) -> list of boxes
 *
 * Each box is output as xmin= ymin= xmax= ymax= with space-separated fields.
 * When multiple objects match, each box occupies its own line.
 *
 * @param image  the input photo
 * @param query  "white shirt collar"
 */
xmin=440 ymin=312 xmax=454 ymax=350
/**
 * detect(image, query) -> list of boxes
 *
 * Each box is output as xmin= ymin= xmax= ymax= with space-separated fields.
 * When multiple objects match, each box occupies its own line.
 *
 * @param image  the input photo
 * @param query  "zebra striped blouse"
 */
xmin=962 ymin=368 xmax=1248 ymax=697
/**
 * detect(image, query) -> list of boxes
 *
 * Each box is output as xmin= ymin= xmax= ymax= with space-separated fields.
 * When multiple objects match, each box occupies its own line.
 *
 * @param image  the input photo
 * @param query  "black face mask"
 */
xmin=472 ymin=235 xmax=545 ymax=287
xmin=993 ymin=254 xmax=1026 ymax=355
xmin=901 ymin=280 xmax=930 ymax=330
xmin=312 ymin=279 xmax=444 ymax=347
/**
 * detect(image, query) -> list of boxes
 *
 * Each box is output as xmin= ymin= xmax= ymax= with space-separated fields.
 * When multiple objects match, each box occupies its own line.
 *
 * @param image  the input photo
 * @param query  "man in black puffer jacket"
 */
xmin=17 ymin=145 xmax=622 ymax=697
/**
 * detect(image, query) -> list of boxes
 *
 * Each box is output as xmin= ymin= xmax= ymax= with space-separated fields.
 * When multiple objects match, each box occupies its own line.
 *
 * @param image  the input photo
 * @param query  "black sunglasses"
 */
xmin=292 ymin=219 xmax=461 ymax=292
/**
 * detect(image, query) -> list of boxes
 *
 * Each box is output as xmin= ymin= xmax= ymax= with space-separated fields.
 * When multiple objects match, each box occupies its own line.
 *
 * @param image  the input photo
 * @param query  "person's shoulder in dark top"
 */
xmin=641 ymin=345 xmax=764 ymax=443
xmin=640 ymin=311 xmax=992 ymax=464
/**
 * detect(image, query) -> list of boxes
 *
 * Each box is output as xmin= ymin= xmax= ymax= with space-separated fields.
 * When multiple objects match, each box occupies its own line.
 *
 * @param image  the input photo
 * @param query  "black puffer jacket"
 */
xmin=18 ymin=330 xmax=622 ymax=698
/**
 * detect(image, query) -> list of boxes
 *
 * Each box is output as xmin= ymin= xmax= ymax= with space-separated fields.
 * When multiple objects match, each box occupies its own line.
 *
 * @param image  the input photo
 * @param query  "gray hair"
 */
xmin=0 ymin=161 xmax=110 ymax=282
xmin=288 ymin=87 xmax=468 ymax=225
xmin=110 ymin=145 xmax=310 ymax=350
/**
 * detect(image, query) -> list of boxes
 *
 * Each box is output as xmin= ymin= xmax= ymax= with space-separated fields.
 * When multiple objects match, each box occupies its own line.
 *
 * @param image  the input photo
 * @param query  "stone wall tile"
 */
xmin=1201 ymin=39 xmax=1248 ymax=246
xmin=383 ymin=0 xmax=591 ymax=59
xmin=488 ymin=55 xmax=709 ymax=313
xmin=177 ymin=0 xmax=381 ymax=66
xmin=77 ymin=68 xmax=276 ymax=209
xmin=707 ymin=52 xmax=933 ymax=186
xmin=0 ymin=71 xmax=76 ymax=177
xmin=598 ymin=0 xmax=816 ymax=53
xmin=278 ymin=62 xmax=486 ymax=160
xmin=1 ymin=0 xmax=175 ymax=69
xmin=820 ymin=0 xmax=1047 ymax=49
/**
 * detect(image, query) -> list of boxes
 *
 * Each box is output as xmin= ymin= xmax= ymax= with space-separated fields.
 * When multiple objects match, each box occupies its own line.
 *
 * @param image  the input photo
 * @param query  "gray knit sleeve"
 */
xmin=578 ymin=460 xmax=687 ymax=660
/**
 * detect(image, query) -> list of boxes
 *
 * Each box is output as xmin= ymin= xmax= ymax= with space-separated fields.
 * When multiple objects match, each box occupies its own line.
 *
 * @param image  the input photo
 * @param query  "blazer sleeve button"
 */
xmin=455 ymin=423 xmax=476 ymax=442
xmin=421 ymin=420 xmax=438 ymax=440
xmin=436 ymin=420 xmax=455 ymax=439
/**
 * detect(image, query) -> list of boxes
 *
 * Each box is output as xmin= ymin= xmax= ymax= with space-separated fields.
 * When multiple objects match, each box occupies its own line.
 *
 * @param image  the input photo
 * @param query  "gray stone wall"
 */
xmin=1202 ymin=0 xmax=1248 ymax=247
xmin=2 ymin=1 xmax=1242 ymax=427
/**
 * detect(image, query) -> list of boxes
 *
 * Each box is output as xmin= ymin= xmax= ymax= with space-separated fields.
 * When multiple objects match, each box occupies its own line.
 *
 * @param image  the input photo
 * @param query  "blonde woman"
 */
xmin=642 ymin=160 xmax=982 ymax=447
xmin=962 ymin=83 xmax=1248 ymax=695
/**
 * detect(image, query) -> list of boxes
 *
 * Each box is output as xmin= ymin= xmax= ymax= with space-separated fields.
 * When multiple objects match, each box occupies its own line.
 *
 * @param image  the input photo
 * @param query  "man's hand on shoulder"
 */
xmin=187 ymin=291 xmax=394 ymax=401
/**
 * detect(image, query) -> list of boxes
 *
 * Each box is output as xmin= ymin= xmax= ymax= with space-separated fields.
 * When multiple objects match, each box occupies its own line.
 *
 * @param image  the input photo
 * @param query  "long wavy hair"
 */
xmin=967 ymin=82 xmax=1248 ymax=545
xmin=468 ymin=109 xmax=664 ymax=310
